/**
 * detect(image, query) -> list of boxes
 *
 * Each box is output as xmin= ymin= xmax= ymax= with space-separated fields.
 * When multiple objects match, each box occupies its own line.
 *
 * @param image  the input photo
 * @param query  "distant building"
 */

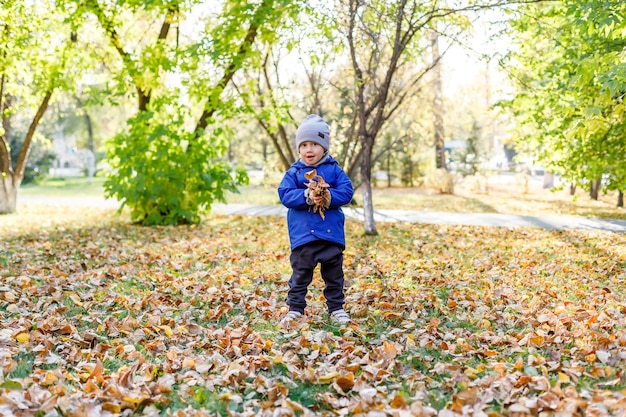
xmin=49 ymin=127 xmax=95 ymax=178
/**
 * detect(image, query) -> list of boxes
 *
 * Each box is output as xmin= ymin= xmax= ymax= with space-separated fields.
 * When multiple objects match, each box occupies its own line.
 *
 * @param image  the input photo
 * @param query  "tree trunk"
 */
xmin=589 ymin=177 xmax=601 ymax=200
xmin=618 ymin=190 xmax=624 ymax=208
xmin=0 ymin=90 xmax=53 ymax=214
xmin=431 ymin=30 xmax=446 ymax=171
xmin=386 ymin=142 xmax=391 ymax=188
xmin=84 ymin=109 xmax=95 ymax=156
xmin=361 ymin=137 xmax=377 ymax=236
xmin=570 ymin=183 xmax=576 ymax=195
xmin=543 ymin=172 xmax=554 ymax=189
xmin=0 ymin=175 xmax=17 ymax=214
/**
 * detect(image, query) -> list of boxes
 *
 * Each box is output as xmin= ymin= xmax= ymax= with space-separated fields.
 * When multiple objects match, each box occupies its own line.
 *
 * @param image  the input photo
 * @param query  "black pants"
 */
xmin=287 ymin=241 xmax=345 ymax=314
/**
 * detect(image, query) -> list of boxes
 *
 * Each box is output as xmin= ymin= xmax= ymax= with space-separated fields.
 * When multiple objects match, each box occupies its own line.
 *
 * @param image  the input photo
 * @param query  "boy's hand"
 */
xmin=312 ymin=189 xmax=330 ymax=207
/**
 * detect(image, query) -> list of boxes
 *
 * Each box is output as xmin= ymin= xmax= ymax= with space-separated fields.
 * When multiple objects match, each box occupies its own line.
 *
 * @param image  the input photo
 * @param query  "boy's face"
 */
xmin=298 ymin=141 xmax=326 ymax=165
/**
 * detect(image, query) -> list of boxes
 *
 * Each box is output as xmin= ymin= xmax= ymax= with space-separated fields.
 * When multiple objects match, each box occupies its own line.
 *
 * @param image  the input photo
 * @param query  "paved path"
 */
xmin=17 ymin=196 xmax=626 ymax=233
xmin=213 ymin=203 xmax=626 ymax=233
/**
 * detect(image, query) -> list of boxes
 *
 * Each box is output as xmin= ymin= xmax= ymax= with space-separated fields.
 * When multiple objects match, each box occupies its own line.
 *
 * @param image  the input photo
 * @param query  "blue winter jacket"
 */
xmin=278 ymin=156 xmax=354 ymax=250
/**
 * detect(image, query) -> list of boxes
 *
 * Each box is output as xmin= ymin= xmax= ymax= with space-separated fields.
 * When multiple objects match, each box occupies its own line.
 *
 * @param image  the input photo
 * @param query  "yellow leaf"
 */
xmin=464 ymin=367 xmax=479 ymax=379
xmin=87 ymin=360 xmax=105 ymax=384
xmin=102 ymin=403 xmax=121 ymax=413
xmin=492 ymin=363 xmax=508 ymax=375
xmin=123 ymin=395 xmax=147 ymax=407
xmin=68 ymin=292 xmax=83 ymax=306
xmin=529 ymin=334 xmax=545 ymax=346
xmin=15 ymin=332 xmax=30 ymax=344
xmin=484 ymin=349 xmax=498 ymax=357
xmin=318 ymin=372 xmax=340 ymax=384
xmin=41 ymin=371 xmax=59 ymax=386
xmin=284 ymin=398 xmax=304 ymax=412
xmin=381 ymin=311 xmax=403 ymax=319
xmin=159 ymin=325 xmax=173 ymax=337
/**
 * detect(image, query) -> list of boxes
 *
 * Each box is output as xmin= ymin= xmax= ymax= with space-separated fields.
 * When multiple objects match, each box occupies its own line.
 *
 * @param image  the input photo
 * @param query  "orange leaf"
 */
xmin=382 ymin=340 xmax=398 ymax=360
xmin=585 ymin=353 xmax=597 ymax=363
xmin=529 ymin=334 xmax=545 ymax=346
xmin=84 ymin=378 xmax=99 ymax=393
xmin=336 ymin=373 xmax=355 ymax=391
xmin=87 ymin=360 xmax=105 ymax=384
xmin=182 ymin=357 xmax=195 ymax=368
xmin=390 ymin=393 xmax=407 ymax=408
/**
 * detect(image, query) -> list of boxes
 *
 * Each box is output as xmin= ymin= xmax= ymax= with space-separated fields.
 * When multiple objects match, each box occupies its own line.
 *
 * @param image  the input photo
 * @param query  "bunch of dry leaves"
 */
xmin=304 ymin=169 xmax=331 ymax=220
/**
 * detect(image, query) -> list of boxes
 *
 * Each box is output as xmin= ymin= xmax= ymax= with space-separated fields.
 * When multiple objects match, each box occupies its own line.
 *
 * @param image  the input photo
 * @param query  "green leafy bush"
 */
xmin=104 ymin=109 xmax=247 ymax=226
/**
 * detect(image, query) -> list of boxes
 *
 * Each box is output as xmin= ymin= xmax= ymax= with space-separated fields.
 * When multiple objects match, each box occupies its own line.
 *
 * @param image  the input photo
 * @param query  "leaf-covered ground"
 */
xmin=1 ymin=205 xmax=626 ymax=416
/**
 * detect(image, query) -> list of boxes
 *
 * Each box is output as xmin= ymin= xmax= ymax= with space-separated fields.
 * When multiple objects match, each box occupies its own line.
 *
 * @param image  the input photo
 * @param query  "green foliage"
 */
xmin=504 ymin=0 xmax=626 ymax=195
xmin=9 ymin=133 xmax=55 ymax=184
xmin=1 ymin=0 xmax=92 ymax=198
xmin=72 ymin=0 xmax=301 ymax=225
xmin=104 ymin=107 xmax=247 ymax=225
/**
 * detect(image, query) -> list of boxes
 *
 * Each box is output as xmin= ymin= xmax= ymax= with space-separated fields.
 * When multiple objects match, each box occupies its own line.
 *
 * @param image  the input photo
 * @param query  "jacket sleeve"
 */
xmin=328 ymin=165 xmax=354 ymax=209
xmin=278 ymin=169 xmax=310 ymax=210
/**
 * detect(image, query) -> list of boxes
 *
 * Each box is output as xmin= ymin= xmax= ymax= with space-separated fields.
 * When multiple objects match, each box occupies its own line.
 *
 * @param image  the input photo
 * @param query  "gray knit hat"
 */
xmin=295 ymin=114 xmax=330 ymax=151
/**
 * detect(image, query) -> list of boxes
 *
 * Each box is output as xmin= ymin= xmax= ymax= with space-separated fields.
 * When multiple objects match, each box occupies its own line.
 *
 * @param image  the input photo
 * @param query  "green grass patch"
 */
xmin=288 ymin=381 xmax=332 ymax=410
xmin=160 ymin=386 xmax=232 ymax=415
xmin=9 ymin=352 xmax=36 ymax=379
xmin=20 ymin=176 xmax=106 ymax=197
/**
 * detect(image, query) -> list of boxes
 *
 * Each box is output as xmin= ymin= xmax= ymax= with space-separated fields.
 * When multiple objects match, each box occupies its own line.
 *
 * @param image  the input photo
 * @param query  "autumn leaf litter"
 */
xmin=1 ymin=207 xmax=626 ymax=416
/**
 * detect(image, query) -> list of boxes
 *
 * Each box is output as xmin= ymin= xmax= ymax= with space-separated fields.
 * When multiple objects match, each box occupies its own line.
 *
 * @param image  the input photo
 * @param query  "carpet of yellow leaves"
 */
xmin=1 ymin=205 xmax=625 ymax=416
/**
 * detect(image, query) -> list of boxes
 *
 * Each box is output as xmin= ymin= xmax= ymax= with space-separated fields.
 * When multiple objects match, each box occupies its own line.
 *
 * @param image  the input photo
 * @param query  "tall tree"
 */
xmin=341 ymin=0 xmax=472 ymax=235
xmin=504 ymin=0 xmax=626 ymax=204
xmin=233 ymin=0 xmax=545 ymax=235
xmin=0 ymin=0 xmax=84 ymax=214
xmin=75 ymin=0 xmax=303 ymax=225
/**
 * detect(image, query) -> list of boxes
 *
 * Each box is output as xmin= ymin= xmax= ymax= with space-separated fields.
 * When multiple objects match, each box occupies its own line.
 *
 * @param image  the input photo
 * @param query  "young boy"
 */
xmin=278 ymin=114 xmax=354 ymax=325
